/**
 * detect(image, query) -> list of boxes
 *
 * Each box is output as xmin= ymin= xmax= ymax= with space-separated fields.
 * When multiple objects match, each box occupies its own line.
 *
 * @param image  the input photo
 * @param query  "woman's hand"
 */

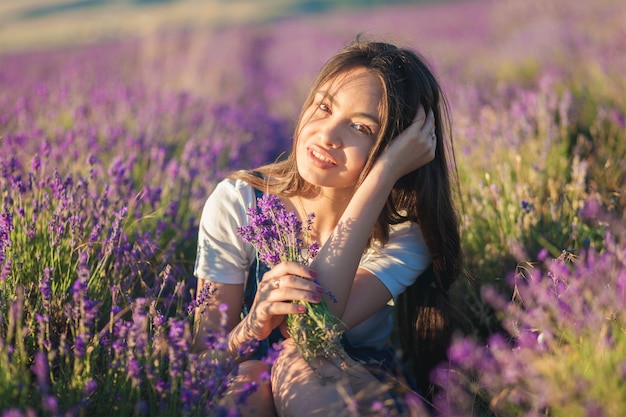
xmin=377 ymin=107 xmax=436 ymax=180
xmin=240 ymin=261 xmax=322 ymax=342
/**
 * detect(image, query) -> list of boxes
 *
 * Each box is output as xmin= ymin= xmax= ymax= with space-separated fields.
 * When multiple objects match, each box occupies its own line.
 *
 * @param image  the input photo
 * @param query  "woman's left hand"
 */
xmin=377 ymin=107 xmax=436 ymax=180
xmin=242 ymin=261 xmax=321 ymax=342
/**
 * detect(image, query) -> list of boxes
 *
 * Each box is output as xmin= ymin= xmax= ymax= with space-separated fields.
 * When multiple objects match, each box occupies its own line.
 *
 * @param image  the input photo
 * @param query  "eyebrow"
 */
xmin=316 ymin=91 xmax=381 ymax=126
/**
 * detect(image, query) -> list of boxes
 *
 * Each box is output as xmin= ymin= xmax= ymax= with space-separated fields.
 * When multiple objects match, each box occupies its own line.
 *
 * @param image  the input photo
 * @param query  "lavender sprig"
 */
xmin=238 ymin=194 xmax=345 ymax=363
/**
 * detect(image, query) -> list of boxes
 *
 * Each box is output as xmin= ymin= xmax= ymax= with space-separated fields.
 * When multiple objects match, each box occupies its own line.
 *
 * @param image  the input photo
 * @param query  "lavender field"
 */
xmin=1 ymin=0 xmax=625 ymax=415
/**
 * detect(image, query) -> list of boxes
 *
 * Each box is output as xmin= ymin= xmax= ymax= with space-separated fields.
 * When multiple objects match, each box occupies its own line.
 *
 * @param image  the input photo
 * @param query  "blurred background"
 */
xmin=1 ymin=0 xmax=625 ymax=415
xmin=2 ymin=0 xmax=625 ymax=301
xmin=0 ymin=0 xmax=450 ymax=53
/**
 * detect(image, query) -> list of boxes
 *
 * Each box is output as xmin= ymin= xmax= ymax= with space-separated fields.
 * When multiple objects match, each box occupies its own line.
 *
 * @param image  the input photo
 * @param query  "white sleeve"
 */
xmin=193 ymin=178 xmax=257 ymax=284
xmin=359 ymin=221 xmax=431 ymax=301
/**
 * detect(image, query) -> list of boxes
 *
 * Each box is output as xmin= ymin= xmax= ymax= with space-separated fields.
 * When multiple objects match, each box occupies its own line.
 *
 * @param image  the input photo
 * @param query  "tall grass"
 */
xmin=1 ymin=0 xmax=625 ymax=415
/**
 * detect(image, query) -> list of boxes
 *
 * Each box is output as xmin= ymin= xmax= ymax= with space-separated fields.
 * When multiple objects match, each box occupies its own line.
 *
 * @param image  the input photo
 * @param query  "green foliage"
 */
xmin=1 ymin=0 xmax=625 ymax=414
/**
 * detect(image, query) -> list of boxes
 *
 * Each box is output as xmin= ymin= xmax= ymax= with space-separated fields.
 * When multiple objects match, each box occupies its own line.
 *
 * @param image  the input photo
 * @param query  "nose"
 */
xmin=320 ymin=121 xmax=342 ymax=149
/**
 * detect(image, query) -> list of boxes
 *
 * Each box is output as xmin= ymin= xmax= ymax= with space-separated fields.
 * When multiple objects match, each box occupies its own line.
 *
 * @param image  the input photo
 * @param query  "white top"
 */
xmin=194 ymin=178 xmax=431 ymax=350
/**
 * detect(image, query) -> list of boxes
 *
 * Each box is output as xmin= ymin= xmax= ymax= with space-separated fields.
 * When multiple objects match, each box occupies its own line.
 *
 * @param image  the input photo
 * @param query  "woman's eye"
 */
xmin=318 ymin=103 xmax=331 ymax=113
xmin=352 ymin=123 xmax=373 ymax=135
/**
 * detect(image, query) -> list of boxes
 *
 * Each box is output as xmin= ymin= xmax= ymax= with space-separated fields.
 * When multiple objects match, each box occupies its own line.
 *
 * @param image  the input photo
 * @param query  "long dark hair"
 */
xmin=233 ymin=39 xmax=462 ymax=396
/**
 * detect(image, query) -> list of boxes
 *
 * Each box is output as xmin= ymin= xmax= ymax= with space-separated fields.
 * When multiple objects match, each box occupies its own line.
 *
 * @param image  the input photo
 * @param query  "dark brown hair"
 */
xmin=232 ymin=39 xmax=462 ymax=396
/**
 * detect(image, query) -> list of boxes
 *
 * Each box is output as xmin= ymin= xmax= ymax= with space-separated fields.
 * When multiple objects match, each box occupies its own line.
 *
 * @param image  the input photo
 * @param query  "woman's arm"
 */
xmin=192 ymin=179 xmax=324 ymax=357
xmin=193 ymin=262 xmax=322 ymax=358
xmin=311 ymin=109 xmax=436 ymax=319
xmin=192 ymin=279 xmax=243 ymax=353
xmin=192 ymin=277 xmax=283 ymax=359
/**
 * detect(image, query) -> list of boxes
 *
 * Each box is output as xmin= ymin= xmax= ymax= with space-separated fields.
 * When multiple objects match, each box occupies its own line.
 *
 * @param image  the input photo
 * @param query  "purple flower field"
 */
xmin=1 ymin=0 xmax=625 ymax=415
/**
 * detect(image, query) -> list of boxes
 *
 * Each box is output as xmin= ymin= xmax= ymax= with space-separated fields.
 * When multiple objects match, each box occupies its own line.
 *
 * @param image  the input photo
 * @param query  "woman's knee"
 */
xmin=271 ymin=340 xmax=355 ymax=416
xmin=226 ymin=360 xmax=276 ymax=416
xmin=271 ymin=339 xmax=314 ymax=391
xmin=237 ymin=359 xmax=271 ymax=380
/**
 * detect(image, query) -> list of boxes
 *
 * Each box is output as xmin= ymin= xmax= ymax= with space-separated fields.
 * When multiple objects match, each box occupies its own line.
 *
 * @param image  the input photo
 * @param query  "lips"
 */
xmin=307 ymin=147 xmax=337 ymax=168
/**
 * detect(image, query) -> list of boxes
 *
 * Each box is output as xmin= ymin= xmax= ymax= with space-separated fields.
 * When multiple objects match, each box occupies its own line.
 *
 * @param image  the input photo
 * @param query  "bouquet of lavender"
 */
xmin=237 ymin=193 xmax=345 ymax=363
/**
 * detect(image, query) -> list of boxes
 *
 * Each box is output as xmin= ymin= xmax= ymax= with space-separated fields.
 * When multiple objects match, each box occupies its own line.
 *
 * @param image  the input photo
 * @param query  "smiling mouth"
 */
xmin=310 ymin=149 xmax=336 ymax=165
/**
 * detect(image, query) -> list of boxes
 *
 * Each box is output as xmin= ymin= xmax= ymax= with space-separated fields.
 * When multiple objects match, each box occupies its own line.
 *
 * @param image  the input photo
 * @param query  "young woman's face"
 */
xmin=295 ymin=67 xmax=382 ymax=190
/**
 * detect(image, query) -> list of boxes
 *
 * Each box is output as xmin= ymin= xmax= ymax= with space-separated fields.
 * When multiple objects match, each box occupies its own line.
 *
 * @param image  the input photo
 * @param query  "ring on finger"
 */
xmin=273 ymin=279 xmax=280 ymax=289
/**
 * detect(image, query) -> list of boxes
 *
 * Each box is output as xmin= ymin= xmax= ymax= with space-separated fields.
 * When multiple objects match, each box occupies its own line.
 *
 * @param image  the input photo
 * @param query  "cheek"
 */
xmin=349 ymin=143 xmax=374 ymax=170
xmin=295 ymin=136 xmax=307 ymax=159
xmin=349 ymin=154 xmax=366 ymax=172
xmin=294 ymin=137 xmax=310 ymax=172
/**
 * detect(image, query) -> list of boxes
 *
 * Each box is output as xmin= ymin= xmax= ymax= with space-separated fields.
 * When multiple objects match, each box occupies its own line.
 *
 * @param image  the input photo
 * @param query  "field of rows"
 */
xmin=1 ymin=0 xmax=625 ymax=415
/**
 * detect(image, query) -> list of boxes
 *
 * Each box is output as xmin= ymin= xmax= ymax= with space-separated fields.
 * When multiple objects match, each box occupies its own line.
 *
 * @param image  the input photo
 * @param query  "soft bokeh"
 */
xmin=1 ymin=0 xmax=624 ymax=415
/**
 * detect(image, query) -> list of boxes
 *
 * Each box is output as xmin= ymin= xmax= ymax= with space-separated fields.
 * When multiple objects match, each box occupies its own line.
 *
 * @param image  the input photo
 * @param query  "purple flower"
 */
xmin=74 ymin=335 xmax=87 ymax=357
xmin=234 ymin=381 xmax=258 ymax=407
xmin=584 ymin=400 xmax=607 ymax=417
xmin=520 ymin=200 xmax=534 ymax=213
xmin=261 ymin=342 xmax=284 ymax=366
xmin=237 ymin=193 xmax=344 ymax=362
xmin=42 ymin=396 xmax=58 ymax=413
xmin=448 ymin=338 xmax=480 ymax=368
xmin=168 ymin=319 xmax=187 ymax=351
xmin=187 ymin=282 xmax=215 ymax=314
xmin=2 ymin=409 xmax=25 ymax=417
xmin=370 ymin=401 xmax=384 ymax=412
xmin=580 ymin=197 xmax=602 ymax=219
xmin=31 ymin=154 xmax=41 ymax=172
xmin=127 ymin=357 xmax=142 ymax=387
xmin=0 ymin=210 xmax=14 ymax=269
xmin=537 ymin=248 xmax=550 ymax=261
xmin=32 ymin=351 xmax=49 ymax=389
xmin=237 ymin=194 xmax=316 ymax=267
xmin=83 ymin=379 xmax=98 ymax=397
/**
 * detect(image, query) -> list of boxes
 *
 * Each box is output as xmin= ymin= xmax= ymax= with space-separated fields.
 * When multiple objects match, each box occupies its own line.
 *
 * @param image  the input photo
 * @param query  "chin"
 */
xmin=297 ymin=156 xmax=357 ymax=189
xmin=300 ymin=170 xmax=356 ymax=190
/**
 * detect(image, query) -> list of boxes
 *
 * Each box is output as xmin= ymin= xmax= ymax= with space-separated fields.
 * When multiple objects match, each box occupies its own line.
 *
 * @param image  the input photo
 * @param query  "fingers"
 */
xmin=266 ymin=261 xmax=317 ymax=281
xmin=265 ymin=280 xmax=324 ymax=305
xmin=420 ymin=109 xmax=435 ymax=138
xmin=262 ymin=261 xmax=320 ymax=292
xmin=257 ymin=299 xmax=308 ymax=317
xmin=381 ymin=107 xmax=436 ymax=178
xmin=262 ymin=276 xmax=323 ymax=304
xmin=412 ymin=108 xmax=436 ymax=155
xmin=403 ymin=107 xmax=435 ymax=144
xmin=422 ymin=110 xmax=437 ymax=156
xmin=258 ymin=260 xmax=324 ymax=309
xmin=413 ymin=105 xmax=427 ymax=126
xmin=244 ymin=265 xmax=322 ymax=341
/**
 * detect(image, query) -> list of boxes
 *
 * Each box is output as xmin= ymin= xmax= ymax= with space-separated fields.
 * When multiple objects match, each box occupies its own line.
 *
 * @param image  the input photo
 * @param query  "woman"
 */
xmin=192 ymin=39 xmax=462 ymax=416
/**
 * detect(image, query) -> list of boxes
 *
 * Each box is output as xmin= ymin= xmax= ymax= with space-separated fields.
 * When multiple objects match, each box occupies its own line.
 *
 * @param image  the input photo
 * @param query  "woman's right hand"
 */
xmin=377 ymin=107 xmax=436 ymax=180
xmin=241 ymin=261 xmax=322 ymax=342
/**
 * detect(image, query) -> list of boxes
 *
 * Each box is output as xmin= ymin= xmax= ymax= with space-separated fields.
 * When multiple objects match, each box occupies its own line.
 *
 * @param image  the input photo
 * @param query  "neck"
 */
xmin=293 ymin=186 xmax=354 ymax=246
